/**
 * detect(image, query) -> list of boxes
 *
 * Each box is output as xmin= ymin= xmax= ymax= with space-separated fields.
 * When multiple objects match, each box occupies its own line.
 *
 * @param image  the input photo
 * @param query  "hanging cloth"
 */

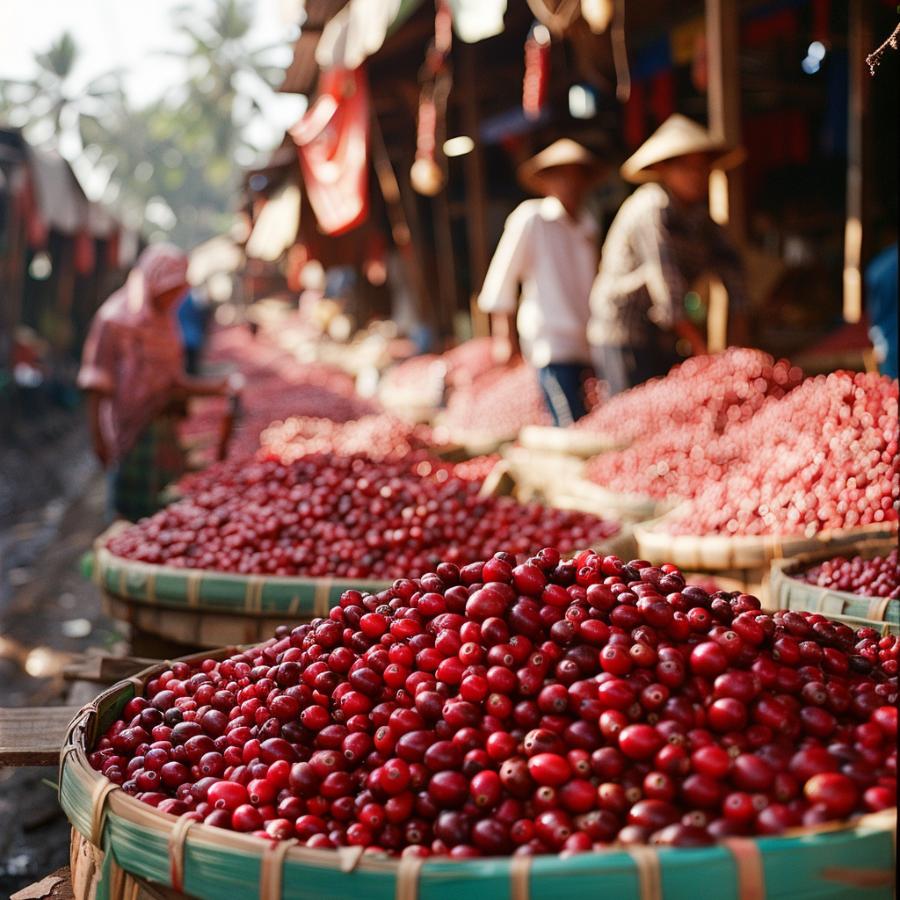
xmin=316 ymin=0 xmax=420 ymax=70
xmin=523 ymin=28 xmax=551 ymax=120
xmin=74 ymin=229 xmax=96 ymax=276
xmin=290 ymin=68 xmax=370 ymax=236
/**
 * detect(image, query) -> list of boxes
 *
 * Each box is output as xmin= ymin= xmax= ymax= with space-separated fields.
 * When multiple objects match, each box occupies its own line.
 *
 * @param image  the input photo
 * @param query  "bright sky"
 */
xmin=0 ymin=0 xmax=307 ymax=152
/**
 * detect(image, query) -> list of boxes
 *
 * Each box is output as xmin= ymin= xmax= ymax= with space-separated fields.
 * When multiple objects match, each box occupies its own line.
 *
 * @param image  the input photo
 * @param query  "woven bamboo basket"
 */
xmin=769 ymin=538 xmax=899 ymax=634
xmin=517 ymin=426 xmax=626 ymax=458
xmin=378 ymin=393 xmax=442 ymax=426
xmin=500 ymin=446 xmax=586 ymax=502
xmin=89 ymin=529 xmax=391 ymax=650
xmin=634 ymin=512 xmax=897 ymax=572
xmin=59 ymin=648 xmax=897 ymax=900
xmin=545 ymin=479 xmax=670 ymax=525
xmin=89 ymin=522 xmax=629 ymax=651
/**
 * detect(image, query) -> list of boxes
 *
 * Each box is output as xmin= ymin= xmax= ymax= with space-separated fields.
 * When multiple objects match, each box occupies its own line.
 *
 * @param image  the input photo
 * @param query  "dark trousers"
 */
xmin=537 ymin=363 xmax=592 ymax=426
xmin=185 ymin=346 xmax=201 ymax=376
xmin=592 ymin=345 xmax=679 ymax=397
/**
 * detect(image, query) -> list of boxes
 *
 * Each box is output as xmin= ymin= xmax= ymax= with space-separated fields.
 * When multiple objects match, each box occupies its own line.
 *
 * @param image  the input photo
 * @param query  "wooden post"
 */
xmin=843 ymin=3 xmax=870 ymax=324
xmin=370 ymin=113 xmax=434 ymax=331
xmin=431 ymin=188 xmax=458 ymax=338
xmin=460 ymin=42 xmax=490 ymax=339
xmin=705 ymin=0 xmax=743 ymax=352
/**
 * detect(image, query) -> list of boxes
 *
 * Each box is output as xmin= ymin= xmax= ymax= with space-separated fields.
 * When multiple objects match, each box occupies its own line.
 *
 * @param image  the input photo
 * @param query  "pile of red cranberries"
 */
xmin=577 ymin=350 xmax=802 ymax=443
xmin=181 ymin=326 xmax=379 ymax=462
xmin=654 ymin=372 xmax=898 ymax=536
xmin=259 ymin=415 xmax=441 ymax=465
xmin=90 ymin=549 xmax=897 ymax=856
xmin=438 ymin=362 xmax=551 ymax=441
xmin=799 ymin=548 xmax=899 ymax=599
xmin=107 ymin=458 xmax=617 ymax=579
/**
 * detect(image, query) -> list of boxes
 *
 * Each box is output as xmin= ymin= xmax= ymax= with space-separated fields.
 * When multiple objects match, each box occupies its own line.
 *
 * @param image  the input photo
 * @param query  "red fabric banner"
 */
xmin=290 ymin=67 xmax=370 ymax=237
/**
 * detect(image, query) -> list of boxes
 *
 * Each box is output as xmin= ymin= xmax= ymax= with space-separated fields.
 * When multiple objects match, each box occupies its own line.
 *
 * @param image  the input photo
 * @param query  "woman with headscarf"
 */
xmin=78 ymin=243 xmax=235 ymax=520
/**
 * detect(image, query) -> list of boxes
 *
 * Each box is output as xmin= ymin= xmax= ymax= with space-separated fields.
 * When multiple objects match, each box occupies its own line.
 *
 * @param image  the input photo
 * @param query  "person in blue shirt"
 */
xmin=866 ymin=242 xmax=898 ymax=380
xmin=177 ymin=288 xmax=209 ymax=375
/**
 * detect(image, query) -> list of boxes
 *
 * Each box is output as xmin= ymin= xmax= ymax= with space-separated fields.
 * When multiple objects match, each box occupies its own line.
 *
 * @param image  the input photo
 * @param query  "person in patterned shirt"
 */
xmin=589 ymin=115 xmax=748 ymax=395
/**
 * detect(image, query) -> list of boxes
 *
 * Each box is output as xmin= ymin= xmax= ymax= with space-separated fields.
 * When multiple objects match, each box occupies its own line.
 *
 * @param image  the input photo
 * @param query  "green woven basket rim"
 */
xmin=770 ymin=538 xmax=899 ymax=631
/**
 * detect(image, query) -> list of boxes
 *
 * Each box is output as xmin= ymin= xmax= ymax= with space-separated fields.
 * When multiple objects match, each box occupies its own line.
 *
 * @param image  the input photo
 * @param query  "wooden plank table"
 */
xmin=63 ymin=654 xmax=157 ymax=685
xmin=0 ymin=706 xmax=81 ymax=767
xmin=10 ymin=868 xmax=74 ymax=900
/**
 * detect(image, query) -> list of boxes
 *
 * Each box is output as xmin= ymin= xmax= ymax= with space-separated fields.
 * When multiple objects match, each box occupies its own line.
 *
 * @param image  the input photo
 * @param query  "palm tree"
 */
xmin=169 ymin=0 xmax=287 ymax=158
xmin=0 ymin=31 xmax=120 ymax=153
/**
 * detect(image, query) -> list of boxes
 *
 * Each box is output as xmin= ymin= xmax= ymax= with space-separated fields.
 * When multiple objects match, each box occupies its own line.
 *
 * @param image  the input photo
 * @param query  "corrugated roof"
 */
xmin=25 ymin=146 xmax=88 ymax=235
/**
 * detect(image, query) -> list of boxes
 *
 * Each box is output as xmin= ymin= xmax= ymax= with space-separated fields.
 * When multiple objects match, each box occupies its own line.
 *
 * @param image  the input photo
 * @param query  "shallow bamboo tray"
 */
xmin=499 ymin=447 xmax=666 ymax=524
xmin=518 ymin=425 xmax=626 ymax=458
xmin=60 ymin=647 xmax=897 ymax=900
xmin=546 ymin=479 xmax=669 ymax=525
xmin=634 ymin=513 xmax=897 ymax=572
xmin=770 ymin=537 xmax=899 ymax=634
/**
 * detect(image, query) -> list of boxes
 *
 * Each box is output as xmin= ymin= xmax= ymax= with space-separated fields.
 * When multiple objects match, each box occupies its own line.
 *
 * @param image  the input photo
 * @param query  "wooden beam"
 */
xmin=63 ymin=653 xmax=159 ymax=685
xmin=0 ymin=706 xmax=81 ymax=767
xmin=843 ymin=3 xmax=870 ymax=324
xmin=370 ymin=112 xmax=434 ymax=332
xmin=705 ymin=0 xmax=743 ymax=353
xmin=460 ymin=42 xmax=491 ymax=339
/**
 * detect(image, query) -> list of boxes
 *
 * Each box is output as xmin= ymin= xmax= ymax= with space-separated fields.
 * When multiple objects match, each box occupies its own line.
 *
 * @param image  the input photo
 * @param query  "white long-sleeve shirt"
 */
xmin=477 ymin=196 xmax=599 ymax=368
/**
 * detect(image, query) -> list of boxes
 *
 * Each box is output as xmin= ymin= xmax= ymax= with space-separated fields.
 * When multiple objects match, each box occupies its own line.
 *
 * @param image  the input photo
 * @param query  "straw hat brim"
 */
xmin=517 ymin=140 xmax=610 ymax=195
xmin=620 ymin=115 xmax=746 ymax=184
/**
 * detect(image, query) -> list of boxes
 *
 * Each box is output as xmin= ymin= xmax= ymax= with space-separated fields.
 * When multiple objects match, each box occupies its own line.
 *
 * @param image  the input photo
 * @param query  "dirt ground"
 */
xmin=0 ymin=410 xmax=128 ymax=896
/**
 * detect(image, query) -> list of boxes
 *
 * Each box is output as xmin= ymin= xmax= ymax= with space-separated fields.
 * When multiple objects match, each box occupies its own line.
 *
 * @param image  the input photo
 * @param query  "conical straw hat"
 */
xmin=620 ymin=114 xmax=743 ymax=184
xmin=518 ymin=139 xmax=609 ymax=194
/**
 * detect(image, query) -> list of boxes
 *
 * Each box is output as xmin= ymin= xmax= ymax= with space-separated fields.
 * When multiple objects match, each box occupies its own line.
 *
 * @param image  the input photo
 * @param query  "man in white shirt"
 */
xmin=477 ymin=139 xmax=607 ymax=425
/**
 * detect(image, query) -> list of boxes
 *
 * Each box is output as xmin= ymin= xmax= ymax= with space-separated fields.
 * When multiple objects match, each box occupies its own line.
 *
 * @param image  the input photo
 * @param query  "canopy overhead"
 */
xmin=315 ymin=0 xmax=422 ymax=70
xmin=189 ymin=235 xmax=244 ymax=285
xmin=25 ymin=146 xmax=88 ymax=235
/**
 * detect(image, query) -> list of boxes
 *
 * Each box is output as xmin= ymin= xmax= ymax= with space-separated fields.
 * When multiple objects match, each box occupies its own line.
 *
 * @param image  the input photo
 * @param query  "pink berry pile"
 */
xmin=438 ymin=363 xmax=551 ymax=441
xmin=577 ymin=350 xmax=802 ymax=443
xmin=659 ymin=372 xmax=898 ymax=536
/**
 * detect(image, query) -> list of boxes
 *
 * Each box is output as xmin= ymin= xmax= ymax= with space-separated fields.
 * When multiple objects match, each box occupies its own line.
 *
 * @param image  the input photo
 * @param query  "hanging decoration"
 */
xmin=581 ymin=0 xmax=613 ymax=34
xmin=523 ymin=24 xmax=551 ymax=120
xmin=411 ymin=1 xmax=453 ymax=196
xmin=610 ymin=0 xmax=630 ymax=102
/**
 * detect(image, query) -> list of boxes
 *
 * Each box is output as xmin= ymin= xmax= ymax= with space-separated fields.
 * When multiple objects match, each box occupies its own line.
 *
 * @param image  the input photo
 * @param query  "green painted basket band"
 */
xmin=90 ymin=542 xmax=391 ymax=618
